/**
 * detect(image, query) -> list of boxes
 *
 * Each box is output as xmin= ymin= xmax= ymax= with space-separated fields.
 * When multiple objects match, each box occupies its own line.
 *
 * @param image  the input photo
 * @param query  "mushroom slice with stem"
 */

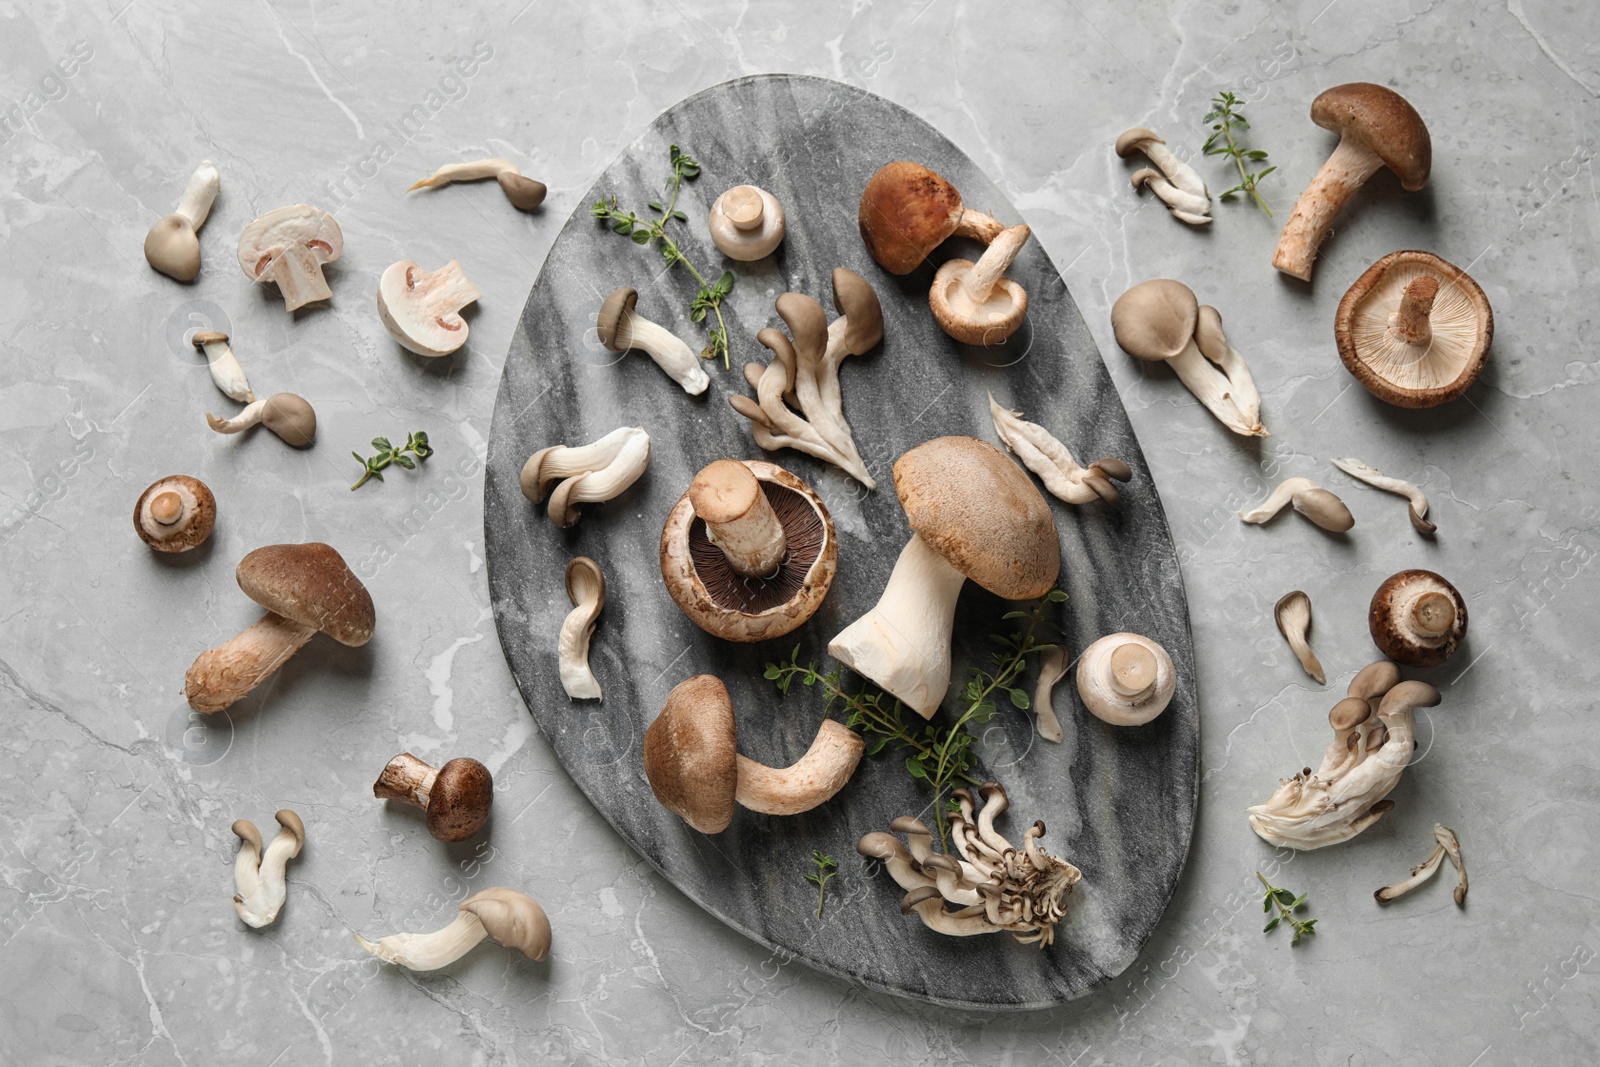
xmin=1077 ymin=633 xmax=1176 ymax=726
xmin=190 ymin=331 xmax=254 ymax=403
xmin=559 ymin=557 xmax=606 ymax=700
xmin=238 ymin=205 xmax=343 ymax=312
xmin=1274 ymin=591 xmax=1326 ymax=685
xmin=1031 ymin=645 xmax=1069 ymax=744
xmin=1368 ymin=569 xmax=1467 ymax=667
xmin=409 ymin=159 xmax=547 ymax=212
xmin=1239 ymin=476 xmax=1354 ymax=532
xmin=708 ymin=185 xmax=785 ymax=260
xmin=206 ymin=393 xmax=317 ymax=448
xmin=1192 ymin=305 xmax=1264 ymax=433
xmin=928 ymin=223 xmax=1031 ymax=346
xmin=1116 ymin=127 xmax=1210 ymax=223
xmin=857 ymin=161 xmax=1004 ymax=275
xmin=357 ymin=887 xmax=550 ymax=970
xmin=373 ymin=753 xmax=493 ymax=842
xmin=145 ymin=160 xmax=219 ymax=282
xmin=376 ymin=259 xmax=482 ymax=357
xmin=134 ymin=475 xmax=216 ymax=553
xmin=988 ymin=393 xmax=1131 ymax=505
xmin=232 ymin=810 xmax=305 ymax=928
xmin=596 ymin=287 xmax=708 ymax=395
xmin=1333 ymin=457 xmax=1435 ymax=534
xmin=519 ymin=426 xmax=651 ymax=528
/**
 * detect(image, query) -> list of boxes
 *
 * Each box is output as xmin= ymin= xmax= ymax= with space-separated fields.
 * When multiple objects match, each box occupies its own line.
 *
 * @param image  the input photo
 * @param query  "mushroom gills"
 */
xmin=1274 ymin=591 xmax=1326 ymax=685
xmin=558 ymin=556 xmax=605 ymax=700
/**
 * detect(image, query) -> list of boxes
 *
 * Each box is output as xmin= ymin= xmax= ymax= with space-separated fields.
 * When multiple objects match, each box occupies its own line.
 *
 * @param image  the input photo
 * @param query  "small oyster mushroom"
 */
xmin=1333 ymin=457 xmax=1435 ymax=534
xmin=134 ymin=475 xmax=216 ymax=553
xmin=1274 ymin=591 xmax=1326 ymax=685
xmin=357 ymin=887 xmax=551 ymax=970
xmin=988 ymin=393 xmax=1131 ymax=504
xmin=409 ymin=159 xmax=547 ymax=212
xmin=708 ymin=185 xmax=785 ymax=260
xmin=857 ymin=161 xmax=1004 ymax=275
xmin=1374 ymin=824 xmax=1466 ymax=906
xmin=558 ymin=557 xmax=605 ymax=701
xmin=1129 ymin=168 xmax=1212 ymax=225
xmin=1193 ymin=305 xmax=1265 ymax=435
xmin=144 ymin=160 xmax=219 ymax=282
xmin=1437 ymin=823 xmax=1468 ymax=906
xmin=1116 ymin=127 xmax=1210 ymax=225
xmin=237 ymin=205 xmax=343 ymax=312
xmin=1076 ymin=633 xmax=1176 ymax=726
xmin=206 ymin=393 xmax=317 ymax=448
xmin=928 ymin=223 xmax=1031 ymax=346
xmin=1368 ymin=569 xmax=1467 ymax=667
xmin=376 ymin=259 xmax=481 ymax=357
xmin=1239 ymin=476 xmax=1354 ymax=533
xmin=190 ymin=331 xmax=254 ymax=403
xmin=231 ymin=810 xmax=304 ymax=928
xmin=596 ymin=287 xmax=708 ymax=396
xmin=642 ymin=674 xmax=864 ymax=833
xmin=373 ymin=753 xmax=493 ymax=842
xmin=1031 ymin=645 xmax=1070 ymax=744
xmin=519 ymin=426 xmax=651 ymax=528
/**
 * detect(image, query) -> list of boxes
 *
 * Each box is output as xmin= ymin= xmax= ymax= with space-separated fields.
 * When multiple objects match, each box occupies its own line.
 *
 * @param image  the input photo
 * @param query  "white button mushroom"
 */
xmin=231 ymin=810 xmax=304 ymax=928
xmin=357 ymin=887 xmax=551 ymax=970
xmin=519 ymin=426 xmax=651 ymax=528
xmin=708 ymin=185 xmax=785 ymax=260
xmin=596 ymin=287 xmax=709 ymax=395
xmin=1076 ymin=633 xmax=1176 ymax=726
xmin=237 ymin=205 xmax=344 ymax=312
xmin=409 ymin=159 xmax=546 ymax=212
xmin=376 ymin=259 xmax=482 ymax=357
xmin=144 ymin=160 xmax=219 ymax=282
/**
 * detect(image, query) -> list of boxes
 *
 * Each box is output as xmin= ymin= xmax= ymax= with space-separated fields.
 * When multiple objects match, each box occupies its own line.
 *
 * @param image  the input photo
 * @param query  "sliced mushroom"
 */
xmin=596 ymin=287 xmax=708 ymax=395
xmin=1031 ymin=645 xmax=1069 ymax=744
xmin=1116 ymin=127 xmax=1210 ymax=221
xmin=708 ymin=185 xmax=785 ymax=260
xmin=1239 ymin=476 xmax=1354 ymax=532
xmin=519 ymin=426 xmax=651 ymax=528
xmin=409 ymin=159 xmax=546 ymax=212
xmin=357 ymin=887 xmax=551 ymax=970
xmin=1274 ymin=591 xmax=1326 ymax=685
xmin=376 ymin=259 xmax=481 ymax=357
xmin=232 ymin=810 xmax=304 ymax=928
xmin=988 ymin=393 xmax=1130 ymax=505
xmin=190 ymin=331 xmax=254 ymax=403
xmin=134 ymin=475 xmax=216 ymax=553
xmin=928 ymin=223 xmax=1031 ymax=346
xmin=1369 ymin=569 xmax=1467 ymax=667
xmin=206 ymin=393 xmax=317 ymax=448
xmin=558 ymin=556 xmax=605 ymax=701
xmin=1076 ymin=633 xmax=1176 ymax=726
xmin=144 ymin=160 xmax=219 ymax=282
xmin=857 ymin=161 xmax=1004 ymax=275
xmin=237 ymin=205 xmax=343 ymax=312
xmin=1333 ymin=457 xmax=1435 ymax=534
xmin=373 ymin=753 xmax=493 ymax=842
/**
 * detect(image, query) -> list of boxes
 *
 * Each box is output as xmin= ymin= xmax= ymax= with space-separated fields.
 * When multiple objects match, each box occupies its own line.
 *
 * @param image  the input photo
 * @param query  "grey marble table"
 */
xmin=3 ymin=1 xmax=1598 ymax=1064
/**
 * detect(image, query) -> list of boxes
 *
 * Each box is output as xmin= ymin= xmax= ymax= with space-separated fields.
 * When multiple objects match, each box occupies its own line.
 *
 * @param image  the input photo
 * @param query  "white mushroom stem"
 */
xmin=1165 ymin=336 xmax=1267 ymax=438
xmin=615 ymin=309 xmax=708 ymax=395
xmin=1275 ymin=591 xmax=1326 ymax=685
xmin=1193 ymin=306 xmax=1264 ymax=432
xmin=186 ymin=612 xmax=317 ymax=713
xmin=1436 ymin=823 xmax=1467 ymax=906
xmin=1239 ymin=476 xmax=1355 ymax=532
xmin=558 ymin=557 xmax=604 ymax=701
xmin=232 ymin=812 xmax=304 ymax=928
xmin=988 ymin=393 xmax=1128 ymax=504
xmin=356 ymin=911 xmax=489 ymax=971
xmin=958 ymin=224 xmax=1030 ymax=304
xmin=1031 ymin=645 xmax=1069 ymax=744
xmin=411 ymin=159 xmax=522 ymax=189
xmin=1333 ymin=458 xmax=1434 ymax=534
xmin=175 ymin=161 xmax=220 ymax=229
xmin=733 ymin=720 xmax=864 ymax=816
xmin=193 ymin=334 xmax=254 ymax=403
xmin=205 ymin=399 xmax=267 ymax=434
xmin=1131 ymin=168 xmax=1212 ymax=225
xmin=1374 ymin=842 xmax=1447 ymax=903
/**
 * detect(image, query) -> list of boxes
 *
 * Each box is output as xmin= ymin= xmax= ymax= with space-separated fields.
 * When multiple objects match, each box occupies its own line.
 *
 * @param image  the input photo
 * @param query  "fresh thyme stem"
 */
xmin=1203 ymin=92 xmax=1276 ymax=217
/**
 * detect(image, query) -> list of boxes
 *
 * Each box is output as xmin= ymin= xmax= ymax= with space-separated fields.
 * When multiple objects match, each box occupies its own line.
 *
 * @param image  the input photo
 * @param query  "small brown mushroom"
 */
xmin=134 ymin=475 xmax=216 ymax=553
xmin=1274 ymin=591 xmax=1326 ymax=685
xmin=237 ymin=205 xmax=344 ymax=312
xmin=206 ymin=393 xmax=317 ymax=447
xmin=928 ymin=223 xmax=1031 ymax=346
xmin=857 ymin=161 xmax=1004 ymax=275
xmin=1369 ymin=569 xmax=1467 ymax=667
xmin=373 ymin=753 xmax=493 ymax=842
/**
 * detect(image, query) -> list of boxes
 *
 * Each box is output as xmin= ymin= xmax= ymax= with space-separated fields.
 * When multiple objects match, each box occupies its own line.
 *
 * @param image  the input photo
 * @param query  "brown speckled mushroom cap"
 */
xmin=237 ymin=543 xmax=374 ymax=646
xmin=642 ymin=675 xmax=739 ymax=834
xmin=134 ymin=475 xmax=216 ymax=552
xmin=1368 ymin=568 xmax=1467 ymax=667
xmin=427 ymin=757 xmax=494 ymax=842
xmin=893 ymin=436 xmax=1060 ymax=600
xmin=1311 ymin=83 xmax=1432 ymax=192
xmin=857 ymin=162 xmax=1004 ymax=276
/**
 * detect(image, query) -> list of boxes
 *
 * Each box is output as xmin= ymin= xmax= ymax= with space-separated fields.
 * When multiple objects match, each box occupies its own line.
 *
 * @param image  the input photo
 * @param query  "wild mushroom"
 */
xmin=1129 ymin=169 xmax=1212 ymax=226
xmin=857 ymin=161 xmax=1004 ymax=275
xmin=1333 ymin=457 xmax=1435 ymax=534
xmin=988 ymin=393 xmax=1131 ymax=505
xmin=642 ymin=674 xmax=864 ymax=833
xmin=409 ymin=159 xmax=547 ymax=212
xmin=708 ymin=185 xmax=785 ymax=260
xmin=1076 ymin=633 xmax=1175 ymax=726
xmin=231 ymin=809 xmax=305 ymax=928
xmin=1112 ymin=280 xmax=1267 ymax=438
xmin=206 ymin=393 xmax=317 ymax=448
xmin=237 ymin=205 xmax=343 ymax=312
xmin=1031 ymin=645 xmax=1069 ymax=744
xmin=189 ymin=331 xmax=254 ymax=403
xmin=828 ymin=436 xmax=1060 ymax=718
xmin=144 ymin=160 xmax=219 ymax=282
xmin=928 ymin=223 xmax=1031 ymax=346
xmin=376 ymin=259 xmax=481 ymax=357
xmin=184 ymin=542 xmax=375 ymax=713
xmin=1374 ymin=824 xmax=1467 ymax=906
xmin=1116 ymin=127 xmax=1210 ymax=225
xmin=558 ymin=557 xmax=605 ymax=700
xmin=1238 ymin=476 xmax=1354 ymax=532
xmin=1334 ymin=250 xmax=1493 ymax=407
xmin=373 ymin=753 xmax=493 ymax=842
xmin=357 ymin=887 xmax=551 ymax=970
xmin=1272 ymin=83 xmax=1431 ymax=281
xmin=596 ymin=287 xmax=708 ymax=396
xmin=1247 ymin=664 xmax=1441 ymax=849
xmin=134 ymin=475 xmax=216 ymax=553
xmin=1274 ymin=591 xmax=1326 ymax=685
xmin=729 ymin=268 xmax=883 ymax=487
xmin=1192 ymin=305 xmax=1265 ymax=435
xmin=1437 ymin=823 xmax=1468 ymax=906
xmin=659 ymin=460 xmax=837 ymax=642
xmin=1369 ymin=569 xmax=1467 ymax=667
xmin=519 ymin=426 xmax=651 ymax=528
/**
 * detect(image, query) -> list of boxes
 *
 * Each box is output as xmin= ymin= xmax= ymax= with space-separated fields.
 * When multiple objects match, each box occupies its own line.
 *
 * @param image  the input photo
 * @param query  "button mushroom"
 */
xmin=409 ymin=159 xmax=547 ymax=212
xmin=1369 ymin=569 xmax=1467 ymax=667
xmin=558 ymin=557 xmax=605 ymax=701
xmin=1272 ymin=83 xmax=1431 ymax=281
xmin=1116 ymin=128 xmax=1211 ymax=225
xmin=642 ymin=674 xmax=865 ymax=834
xmin=828 ymin=436 xmax=1060 ymax=719
xmin=1076 ymin=633 xmax=1176 ymax=726
xmin=857 ymin=161 xmax=1004 ymax=275
xmin=376 ymin=258 xmax=482 ymax=357
xmin=660 ymin=460 xmax=837 ymax=643
xmin=1333 ymin=457 xmax=1435 ymax=535
xmin=1274 ymin=591 xmax=1326 ymax=685
xmin=144 ymin=160 xmax=219 ymax=282
xmin=1334 ymin=250 xmax=1493 ymax=407
xmin=373 ymin=753 xmax=493 ymax=842
xmin=929 ymin=223 xmax=1031 ymax=346
xmin=708 ymin=185 xmax=785 ymax=260
xmin=1238 ymin=476 xmax=1354 ymax=532
xmin=519 ymin=426 xmax=651 ymax=528
xmin=988 ymin=393 xmax=1131 ymax=505
xmin=184 ymin=543 xmax=375 ymax=713
xmin=357 ymin=887 xmax=551 ymax=970
xmin=134 ymin=475 xmax=216 ymax=553
xmin=596 ymin=287 xmax=709 ymax=396
xmin=237 ymin=205 xmax=344 ymax=312
xmin=190 ymin=331 xmax=254 ymax=404
xmin=206 ymin=393 xmax=317 ymax=448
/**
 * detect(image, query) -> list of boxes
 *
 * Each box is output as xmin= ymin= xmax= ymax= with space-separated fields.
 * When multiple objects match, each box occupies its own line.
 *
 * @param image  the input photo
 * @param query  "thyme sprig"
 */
xmin=1257 ymin=871 xmax=1318 ymax=945
xmin=350 ymin=432 xmax=432 ymax=491
xmin=1203 ymin=91 xmax=1276 ymax=216
xmin=805 ymin=850 xmax=839 ymax=918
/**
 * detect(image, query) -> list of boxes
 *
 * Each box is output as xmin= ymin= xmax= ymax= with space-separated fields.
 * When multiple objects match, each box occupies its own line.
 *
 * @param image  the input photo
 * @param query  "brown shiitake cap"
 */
xmin=1335 ymin=250 xmax=1492 ymax=408
xmin=893 ymin=436 xmax=1060 ymax=599
xmin=1311 ymin=83 xmax=1431 ymax=191
xmin=428 ymin=757 xmax=494 ymax=842
xmin=1368 ymin=568 xmax=1467 ymax=668
xmin=236 ymin=543 xmax=375 ymax=646
xmin=596 ymin=287 xmax=638 ymax=352
xmin=857 ymin=162 xmax=1003 ymax=276
xmin=642 ymin=674 xmax=739 ymax=834
xmin=133 ymin=475 xmax=216 ymax=552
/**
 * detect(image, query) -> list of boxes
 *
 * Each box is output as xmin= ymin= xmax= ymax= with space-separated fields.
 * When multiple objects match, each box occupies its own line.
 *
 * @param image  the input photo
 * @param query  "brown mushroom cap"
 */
xmin=1335 ymin=250 xmax=1492 ymax=408
xmin=496 ymin=172 xmax=547 ymax=212
xmin=857 ymin=162 xmax=1003 ymax=275
xmin=428 ymin=757 xmax=494 ymax=842
xmin=1368 ymin=568 xmax=1467 ymax=667
xmin=144 ymin=215 xmax=201 ymax=282
xmin=460 ymin=887 xmax=551 ymax=960
xmin=893 ymin=436 xmax=1060 ymax=599
xmin=133 ymin=475 xmax=216 ymax=552
xmin=1311 ymin=83 xmax=1431 ymax=191
xmin=831 ymin=267 xmax=884 ymax=354
xmin=261 ymin=393 xmax=317 ymax=446
xmin=642 ymin=675 xmax=739 ymax=834
xmin=1111 ymin=279 xmax=1199 ymax=363
xmin=596 ymin=287 xmax=639 ymax=352
xmin=236 ymin=543 xmax=374 ymax=646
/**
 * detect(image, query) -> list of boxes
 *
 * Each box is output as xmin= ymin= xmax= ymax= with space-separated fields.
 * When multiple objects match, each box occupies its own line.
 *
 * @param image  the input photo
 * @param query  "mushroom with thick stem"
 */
xmin=642 ymin=674 xmax=865 ymax=834
xmin=660 ymin=460 xmax=837 ymax=643
xmin=596 ymin=287 xmax=708 ymax=396
xmin=238 ymin=205 xmax=343 ymax=312
xmin=1076 ymin=633 xmax=1176 ymax=726
xmin=232 ymin=810 xmax=305 ymax=928
xmin=206 ymin=393 xmax=317 ymax=448
xmin=708 ymin=185 xmax=785 ymax=260
xmin=134 ymin=475 xmax=216 ymax=553
xmin=1369 ymin=569 xmax=1467 ymax=667
xmin=1333 ymin=457 xmax=1435 ymax=534
xmin=1116 ymin=127 xmax=1210 ymax=225
xmin=1238 ymin=476 xmax=1354 ymax=532
xmin=409 ymin=159 xmax=547 ymax=212
xmin=184 ymin=543 xmax=375 ymax=713
xmin=558 ymin=557 xmax=605 ymax=700
xmin=1031 ymin=645 xmax=1069 ymax=744
xmin=1274 ymin=591 xmax=1326 ymax=685
xmin=1272 ymin=83 xmax=1431 ymax=281
xmin=357 ymin=887 xmax=550 ymax=970
xmin=988 ymin=393 xmax=1131 ymax=505
xmin=373 ymin=753 xmax=493 ymax=842
xmin=190 ymin=331 xmax=254 ymax=403
xmin=144 ymin=161 xmax=219 ymax=282
xmin=857 ymin=161 xmax=1005 ymax=275
xmin=928 ymin=223 xmax=1031 ymax=346
xmin=376 ymin=259 xmax=482 ymax=357
xmin=1374 ymin=824 xmax=1466 ymax=906
xmin=519 ymin=426 xmax=651 ymax=528
xmin=829 ymin=436 xmax=1060 ymax=719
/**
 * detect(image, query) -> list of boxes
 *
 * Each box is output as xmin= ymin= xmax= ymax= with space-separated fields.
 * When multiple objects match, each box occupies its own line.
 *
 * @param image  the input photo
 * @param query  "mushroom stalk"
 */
xmin=266 ymin=244 xmax=332 ymax=309
xmin=186 ymin=611 xmax=316 ymax=713
xmin=959 ymin=224 xmax=1028 ymax=305
xmin=621 ymin=312 xmax=707 ymax=395
xmin=1437 ymin=823 xmax=1468 ymax=906
xmin=357 ymin=912 xmax=487 ymax=970
xmin=1131 ymin=169 xmax=1212 ymax=225
xmin=207 ymin=398 xmax=267 ymax=434
xmin=175 ymin=161 xmax=220 ymax=228
xmin=734 ymin=720 xmax=864 ymax=816
xmin=521 ymin=427 xmax=652 ymax=528
xmin=410 ymin=159 xmax=546 ymax=211
xmin=558 ymin=557 xmax=605 ymax=700
xmin=1031 ymin=645 xmax=1069 ymax=744
xmin=191 ymin=332 xmax=254 ymax=403
xmin=1374 ymin=842 xmax=1446 ymax=903
xmin=1333 ymin=458 xmax=1434 ymax=534
xmin=372 ymin=753 xmax=438 ymax=806
xmin=690 ymin=461 xmax=787 ymax=578
xmin=357 ymin=887 xmax=550 ymax=970
xmin=1272 ymin=136 xmax=1385 ymax=281
xmin=1193 ymin=306 xmax=1264 ymax=432
xmin=1393 ymin=275 xmax=1438 ymax=345
xmin=1275 ymin=591 xmax=1326 ymax=685
xmin=205 ymin=393 xmax=317 ymax=447
xmin=988 ymin=393 xmax=1130 ymax=504
xmin=1168 ymin=337 xmax=1266 ymax=437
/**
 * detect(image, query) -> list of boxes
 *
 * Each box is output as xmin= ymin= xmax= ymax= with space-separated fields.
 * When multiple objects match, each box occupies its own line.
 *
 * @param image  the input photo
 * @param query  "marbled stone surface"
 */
xmin=4 ymin=0 xmax=1599 ymax=1063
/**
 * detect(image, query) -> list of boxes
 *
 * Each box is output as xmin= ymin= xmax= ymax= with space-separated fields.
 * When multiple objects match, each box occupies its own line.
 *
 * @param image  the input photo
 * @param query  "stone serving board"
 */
xmin=484 ymin=74 xmax=1199 ymax=1010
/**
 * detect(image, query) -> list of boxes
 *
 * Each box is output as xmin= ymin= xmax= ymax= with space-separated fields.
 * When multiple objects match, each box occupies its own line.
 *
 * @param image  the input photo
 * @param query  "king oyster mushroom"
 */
xmin=357 ymin=887 xmax=551 ymax=970
xmin=373 ymin=753 xmax=493 ymax=843
xmin=928 ymin=223 xmax=1031 ymax=346
xmin=1238 ymin=476 xmax=1354 ymax=533
xmin=519 ymin=426 xmax=651 ymax=528
xmin=558 ymin=557 xmax=606 ymax=700
xmin=1333 ymin=457 xmax=1435 ymax=535
xmin=857 ymin=161 xmax=1004 ymax=275
xmin=134 ymin=475 xmax=216 ymax=553
xmin=409 ymin=159 xmax=547 ymax=212
xmin=708 ymin=185 xmax=785 ymax=260
xmin=189 ymin=331 xmax=254 ymax=403
xmin=988 ymin=393 xmax=1131 ymax=505
xmin=376 ymin=259 xmax=481 ymax=357
xmin=1368 ymin=569 xmax=1467 ymax=667
xmin=206 ymin=393 xmax=317 ymax=448
xmin=597 ymin=287 xmax=709 ymax=396
xmin=144 ymin=160 xmax=219 ymax=282
xmin=1076 ymin=633 xmax=1176 ymax=726
xmin=1116 ymin=128 xmax=1211 ymax=225
xmin=1274 ymin=591 xmax=1326 ymax=685
xmin=237 ymin=205 xmax=343 ymax=312
xmin=231 ymin=809 xmax=305 ymax=929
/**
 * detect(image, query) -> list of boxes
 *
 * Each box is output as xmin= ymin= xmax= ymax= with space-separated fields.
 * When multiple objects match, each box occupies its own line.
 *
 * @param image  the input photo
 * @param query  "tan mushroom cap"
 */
xmin=133 ymin=475 xmax=216 ymax=552
xmin=427 ymin=757 xmax=494 ymax=842
xmin=1369 ymin=568 xmax=1467 ymax=667
xmin=144 ymin=215 xmax=202 ymax=282
xmin=459 ymin=887 xmax=551 ymax=961
xmin=1311 ymin=83 xmax=1431 ymax=191
xmin=1113 ymin=127 xmax=1163 ymax=158
xmin=236 ymin=543 xmax=374 ymax=647
xmin=1110 ymin=279 xmax=1199 ymax=362
xmin=893 ymin=437 xmax=1060 ymax=600
xmin=262 ymin=393 xmax=317 ymax=446
xmin=858 ymin=162 xmax=1004 ymax=275
xmin=1335 ymin=250 xmax=1493 ymax=408
xmin=596 ymin=287 xmax=638 ymax=351
xmin=642 ymin=674 xmax=739 ymax=834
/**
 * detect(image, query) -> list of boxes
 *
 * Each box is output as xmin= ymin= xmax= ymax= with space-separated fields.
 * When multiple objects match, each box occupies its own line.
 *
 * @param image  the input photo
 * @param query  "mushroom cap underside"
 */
xmin=1369 ymin=568 xmax=1467 ymax=667
xmin=134 ymin=475 xmax=216 ymax=551
xmin=235 ymin=542 xmax=375 ymax=646
xmin=857 ymin=161 xmax=966 ymax=275
xmin=642 ymin=674 xmax=739 ymax=834
xmin=929 ymin=261 xmax=1028 ymax=346
xmin=1310 ymin=82 xmax=1431 ymax=190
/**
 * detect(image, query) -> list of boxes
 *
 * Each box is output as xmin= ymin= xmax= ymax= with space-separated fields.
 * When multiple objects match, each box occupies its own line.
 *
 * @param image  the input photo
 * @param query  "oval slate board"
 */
xmin=485 ymin=74 xmax=1199 ymax=1010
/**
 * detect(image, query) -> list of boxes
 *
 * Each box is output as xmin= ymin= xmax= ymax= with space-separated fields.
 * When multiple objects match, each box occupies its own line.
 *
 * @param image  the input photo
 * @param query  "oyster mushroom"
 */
xmin=857 ymin=161 xmax=1004 ymax=275
xmin=558 ymin=557 xmax=605 ymax=700
xmin=708 ymin=185 xmax=785 ymax=260
xmin=231 ymin=809 xmax=305 ymax=929
xmin=828 ymin=436 xmax=1060 ymax=719
xmin=1031 ymin=645 xmax=1070 ymax=744
xmin=134 ymin=475 xmax=216 ymax=553
xmin=1375 ymin=824 xmax=1467 ymax=906
xmin=237 ymin=205 xmax=343 ymax=312
xmin=409 ymin=159 xmax=547 ymax=212
xmin=1193 ymin=305 xmax=1264 ymax=435
xmin=206 ymin=393 xmax=317 ymax=448
xmin=519 ymin=426 xmax=651 ymax=528
xmin=596 ymin=287 xmax=708 ymax=396
xmin=1333 ymin=457 xmax=1435 ymax=535
xmin=1116 ymin=127 xmax=1210 ymax=225
xmin=1129 ymin=168 xmax=1212 ymax=226
xmin=144 ymin=160 xmax=219 ymax=282
xmin=1076 ymin=633 xmax=1175 ymax=726
xmin=184 ymin=543 xmax=375 ymax=713
xmin=659 ymin=460 xmax=837 ymax=643
xmin=928 ymin=223 xmax=1031 ymax=346
xmin=373 ymin=753 xmax=493 ymax=842
xmin=988 ymin=393 xmax=1131 ymax=505
xmin=1274 ymin=591 xmax=1326 ymax=685
xmin=357 ymin=887 xmax=551 ymax=970
xmin=1239 ymin=476 xmax=1354 ymax=533
xmin=376 ymin=259 xmax=481 ymax=357
xmin=1334 ymin=250 xmax=1493 ymax=408
xmin=1369 ymin=569 xmax=1467 ymax=667
xmin=189 ymin=331 xmax=254 ymax=403
xmin=642 ymin=674 xmax=865 ymax=833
